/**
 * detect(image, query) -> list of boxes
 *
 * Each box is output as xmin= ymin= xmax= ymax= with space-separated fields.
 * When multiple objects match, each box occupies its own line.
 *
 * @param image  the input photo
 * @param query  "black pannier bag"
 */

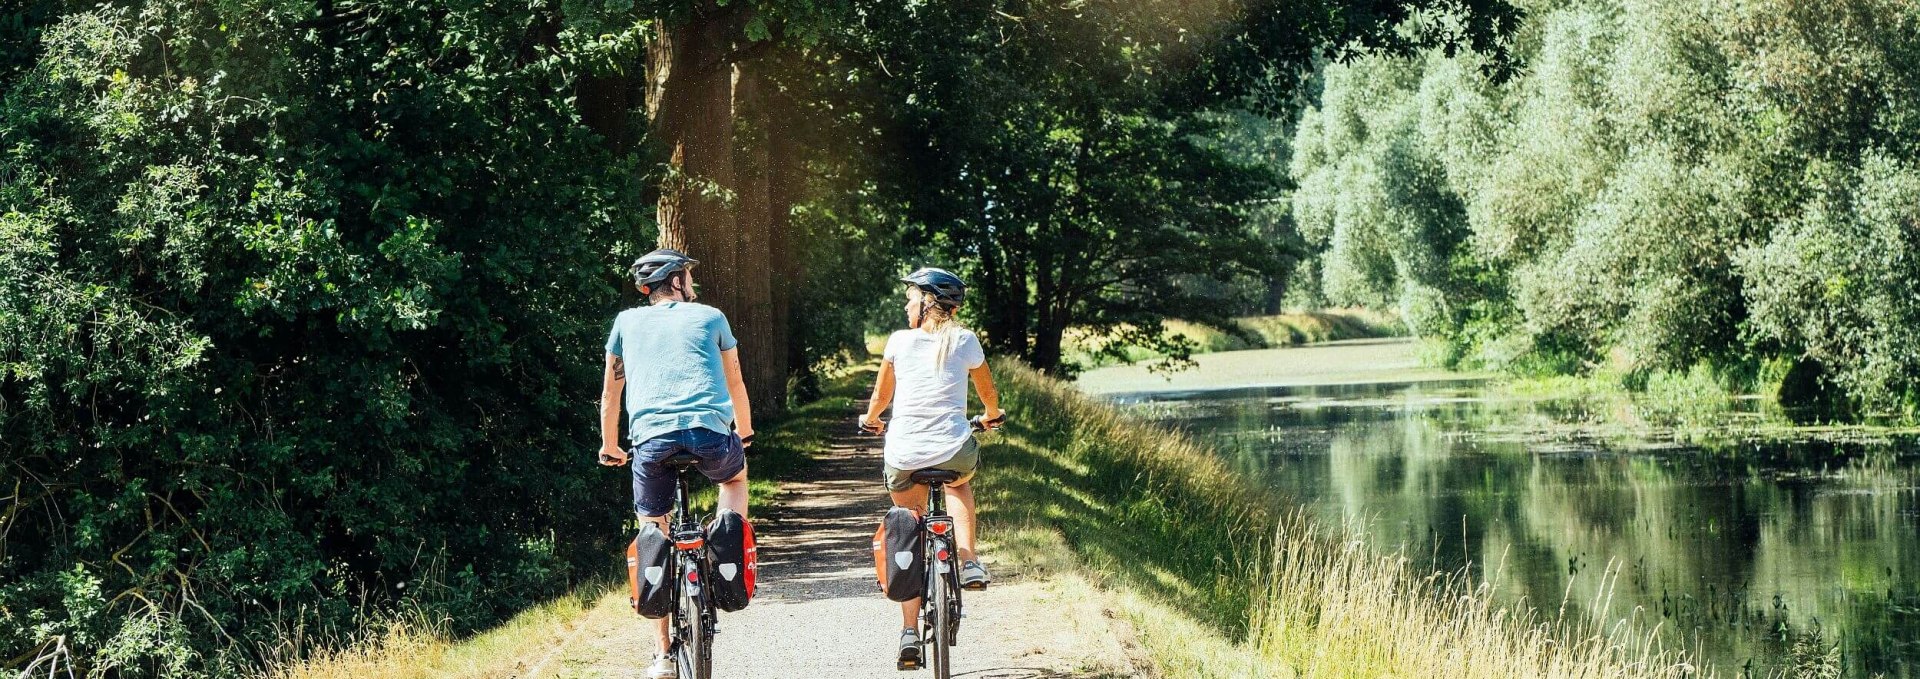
xmin=706 ymin=509 xmax=757 ymax=612
xmin=628 ymin=522 xmax=676 ymax=619
xmin=870 ymin=506 xmax=925 ymax=602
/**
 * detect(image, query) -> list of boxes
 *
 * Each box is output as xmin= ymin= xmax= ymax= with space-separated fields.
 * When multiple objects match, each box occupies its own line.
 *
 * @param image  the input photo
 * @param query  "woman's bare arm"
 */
xmin=968 ymin=364 xmax=1003 ymax=421
xmin=862 ymin=360 xmax=897 ymax=431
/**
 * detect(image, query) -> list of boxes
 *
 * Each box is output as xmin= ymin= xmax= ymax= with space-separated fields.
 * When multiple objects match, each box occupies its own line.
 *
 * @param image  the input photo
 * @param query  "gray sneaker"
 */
xmin=646 ymin=653 xmax=678 ymax=679
xmin=960 ymin=560 xmax=990 ymax=590
xmin=897 ymin=627 xmax=922 ymax=669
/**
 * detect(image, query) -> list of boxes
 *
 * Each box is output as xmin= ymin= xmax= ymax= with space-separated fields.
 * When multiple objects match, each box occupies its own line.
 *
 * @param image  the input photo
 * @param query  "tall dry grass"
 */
xmin=988 ymin=358 xmax=1706 ymax=678
xmin=1253 ymin=514 xmax=1701 ymax=678
xmin=256 ymin=585 xmax=607 ymax=679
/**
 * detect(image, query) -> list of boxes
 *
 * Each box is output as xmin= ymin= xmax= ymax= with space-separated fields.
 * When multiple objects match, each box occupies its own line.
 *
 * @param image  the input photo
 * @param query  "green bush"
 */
xmin=1 ymin=4 xmax=651 ymax=674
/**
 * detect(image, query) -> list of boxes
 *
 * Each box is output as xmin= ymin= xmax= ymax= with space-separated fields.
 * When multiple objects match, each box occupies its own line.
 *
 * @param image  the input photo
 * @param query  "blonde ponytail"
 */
xmin=914 ymin=288 xmax=966 ymax=370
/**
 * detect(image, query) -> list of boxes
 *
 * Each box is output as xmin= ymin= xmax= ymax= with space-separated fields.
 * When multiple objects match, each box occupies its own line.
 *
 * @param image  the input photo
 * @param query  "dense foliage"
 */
xmin=0 ymin=0 xmax=1526 ymax=674
xmin=851 ymin=0 xmax=1518 ymax=372
xmin=1 ymin=1 xmax=656 ymax=673
xmin=1288 ymin=0 xmax=1920 ymax=417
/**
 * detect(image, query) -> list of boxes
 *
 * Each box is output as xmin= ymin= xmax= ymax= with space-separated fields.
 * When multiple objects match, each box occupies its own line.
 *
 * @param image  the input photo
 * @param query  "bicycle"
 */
xmin=867 ymin=414 xmax=1003 ymax=677
xmin=658 ymin=451 xmax=719 ymax=679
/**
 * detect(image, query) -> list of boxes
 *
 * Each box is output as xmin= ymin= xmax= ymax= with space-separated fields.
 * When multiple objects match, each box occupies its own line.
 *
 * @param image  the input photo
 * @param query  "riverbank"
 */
xmin=1061 ymin=309 xmax=1403 ymax=370
xmin=992 ymin=358 xmax=1708 ymax=677
xmin=1075 ymin=337 xmax=1480 ymax=395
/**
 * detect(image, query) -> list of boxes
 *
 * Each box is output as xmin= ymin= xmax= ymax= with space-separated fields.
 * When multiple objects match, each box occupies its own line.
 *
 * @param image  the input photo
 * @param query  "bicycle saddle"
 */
xmin=910 ymin=469 xmax=963 ymax=485
xmin=659 ymin=452 xmax=703 ymax=469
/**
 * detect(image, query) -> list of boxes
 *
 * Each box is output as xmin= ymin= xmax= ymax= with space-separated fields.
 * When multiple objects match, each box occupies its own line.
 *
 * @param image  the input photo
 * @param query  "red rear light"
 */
xmin=929 ymin=521 xmax=952 ymax=536
xmin=936 ymin=549 xmax=951 ymax=561
xmin=687 ymin=570 xmax=700 ymax=583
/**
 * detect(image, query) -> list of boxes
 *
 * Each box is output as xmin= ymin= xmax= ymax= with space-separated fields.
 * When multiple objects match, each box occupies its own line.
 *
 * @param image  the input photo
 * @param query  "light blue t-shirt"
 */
xmin=605 ymin=302 xmax=739 ymax=445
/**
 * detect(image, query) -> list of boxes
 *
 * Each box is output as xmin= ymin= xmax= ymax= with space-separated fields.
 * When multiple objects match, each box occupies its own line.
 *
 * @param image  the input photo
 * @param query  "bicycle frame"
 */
xmin=918 ymin=479 xmax=964 ymax=676
xmin=665 ymin=464 xmax=716 ymax=677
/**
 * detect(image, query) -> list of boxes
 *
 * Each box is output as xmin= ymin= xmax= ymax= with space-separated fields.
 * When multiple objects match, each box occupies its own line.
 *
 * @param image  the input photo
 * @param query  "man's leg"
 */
xmin=717 ymin=466 xmax=749 ymax=518
xmin=888 ymin=485 xmax=930 ymax=629
xmin=946 ymin=481 xmax=978 ymax=563
xmin=639 ymin=513 xmax=672 ymax=654
xmin=632 ymin=437 xmax=679 ymax=660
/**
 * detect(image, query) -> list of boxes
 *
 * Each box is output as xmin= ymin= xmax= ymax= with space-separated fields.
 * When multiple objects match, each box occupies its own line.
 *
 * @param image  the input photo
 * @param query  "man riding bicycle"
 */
xmin=599 ymin=248 xmax=755 ymax=679
xmin=860 ymin=267 xmax=1005 ymax=666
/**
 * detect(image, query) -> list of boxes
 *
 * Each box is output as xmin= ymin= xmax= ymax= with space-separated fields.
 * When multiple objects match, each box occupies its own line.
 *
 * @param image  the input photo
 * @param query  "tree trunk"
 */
xmin=732 ymin=59 xmax=781 ymax=414
xmin=977 ymin=240 xmax=1028 ymax=360
xmin=763 ymin=72 xmax=803 ymax=390
xmin=1263 ymin=278 xmax=1286 ymax=315
xmin=1031 ymin=311 xmax=1068 ymax=374
xmin=650 ymin=5 xmax=738 ymax=309
xmin=650 ymin=6 xmax=783 ymax=409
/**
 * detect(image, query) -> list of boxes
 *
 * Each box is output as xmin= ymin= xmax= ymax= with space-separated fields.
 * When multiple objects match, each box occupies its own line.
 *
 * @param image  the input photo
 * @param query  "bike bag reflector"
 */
xmin=628 ymin=522 xmax=676 ymax=619
xmin=871 ymin=506 xmax=926 ymax=602
xmin=706 ymin=509 xmax=756 ymax=612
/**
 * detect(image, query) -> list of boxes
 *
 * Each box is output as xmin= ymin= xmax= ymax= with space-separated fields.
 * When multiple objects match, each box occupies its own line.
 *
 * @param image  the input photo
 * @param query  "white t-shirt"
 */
xmin=882 ymin=327 xmax=987 ymax=470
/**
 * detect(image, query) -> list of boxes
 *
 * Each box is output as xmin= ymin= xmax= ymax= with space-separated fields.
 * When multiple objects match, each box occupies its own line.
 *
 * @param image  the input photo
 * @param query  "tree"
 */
xmin=0 ymin=2 xmax=655 ymax=672
xmin=1285 ymin=0 xmax=1920 ymax=413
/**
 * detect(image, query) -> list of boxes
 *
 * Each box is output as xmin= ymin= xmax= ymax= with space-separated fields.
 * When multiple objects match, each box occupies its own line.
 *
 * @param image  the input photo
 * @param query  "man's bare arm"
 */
xmin=721 ymin=348 xmax=754 ymax=443
xmin=599 ymin=353 xmax=628 ymax=465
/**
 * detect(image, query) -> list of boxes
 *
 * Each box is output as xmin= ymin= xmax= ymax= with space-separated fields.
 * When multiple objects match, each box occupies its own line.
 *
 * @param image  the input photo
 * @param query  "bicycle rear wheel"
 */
xmin=929 ymin=552 xmax=953 ymax=679
xmin=676 ymin=558 xmax=712 ymax=679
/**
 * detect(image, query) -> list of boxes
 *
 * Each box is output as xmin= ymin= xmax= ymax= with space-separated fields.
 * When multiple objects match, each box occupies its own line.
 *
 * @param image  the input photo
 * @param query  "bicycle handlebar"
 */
xmin=969 ymin=414 xmax=1007 ymax=432
xmin=860 ymin=414 xmax=1009 ymax=435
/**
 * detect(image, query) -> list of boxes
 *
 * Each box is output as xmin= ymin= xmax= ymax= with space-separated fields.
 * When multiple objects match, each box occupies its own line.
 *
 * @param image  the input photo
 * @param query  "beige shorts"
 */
xmin=883 ymin=437 xmax=980 ymax=493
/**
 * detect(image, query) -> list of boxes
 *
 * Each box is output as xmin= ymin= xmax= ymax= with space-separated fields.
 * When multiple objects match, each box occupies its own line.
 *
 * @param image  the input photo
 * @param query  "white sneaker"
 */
xmin=960 ymin=560 xmax=991 ymax=590
xmin=646 ymin=653 xmax=678 ymax=679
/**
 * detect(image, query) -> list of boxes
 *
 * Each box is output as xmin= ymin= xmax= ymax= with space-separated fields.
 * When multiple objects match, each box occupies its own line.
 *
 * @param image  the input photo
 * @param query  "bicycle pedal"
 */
xmin=897 ymin=658 xmax=923 ymax=671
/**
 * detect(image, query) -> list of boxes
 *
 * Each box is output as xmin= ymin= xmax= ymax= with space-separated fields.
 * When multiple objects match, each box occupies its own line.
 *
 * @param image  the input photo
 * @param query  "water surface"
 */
xmin=1112 ymin=380 xmax=1920 ymax=677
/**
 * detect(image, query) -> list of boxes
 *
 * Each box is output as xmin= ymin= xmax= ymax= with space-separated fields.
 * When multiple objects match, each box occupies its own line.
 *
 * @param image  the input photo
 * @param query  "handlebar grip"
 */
xmin=969 ymin=414 xmax=1008 ymax=431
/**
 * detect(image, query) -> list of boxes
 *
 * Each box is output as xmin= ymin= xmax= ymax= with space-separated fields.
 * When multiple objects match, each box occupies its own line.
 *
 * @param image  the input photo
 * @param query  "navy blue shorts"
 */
xmin=631 ymin=428 xmax=747 ymax=517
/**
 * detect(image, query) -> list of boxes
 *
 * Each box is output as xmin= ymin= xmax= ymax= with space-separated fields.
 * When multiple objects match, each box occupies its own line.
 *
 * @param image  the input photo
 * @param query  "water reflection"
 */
xmin=1114 ymin=380 xmax=1920 ymax=677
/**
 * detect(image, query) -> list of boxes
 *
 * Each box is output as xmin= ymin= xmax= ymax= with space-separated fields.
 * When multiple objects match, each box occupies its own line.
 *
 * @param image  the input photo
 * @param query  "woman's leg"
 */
xmin=945 ymin=481 xmax=978 ymax=562
xmin=889 ymin=485 xmax=929 ymax=629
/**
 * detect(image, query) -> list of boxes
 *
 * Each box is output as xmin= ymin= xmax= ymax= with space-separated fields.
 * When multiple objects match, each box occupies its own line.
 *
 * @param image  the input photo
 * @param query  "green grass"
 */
xmin=979 ymin=358 xmax=1708 ymax=678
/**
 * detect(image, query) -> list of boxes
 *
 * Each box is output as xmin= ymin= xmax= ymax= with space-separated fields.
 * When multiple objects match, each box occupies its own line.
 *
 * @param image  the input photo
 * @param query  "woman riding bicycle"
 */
xmin=859 ymin=267 xmax=1004 ymax=666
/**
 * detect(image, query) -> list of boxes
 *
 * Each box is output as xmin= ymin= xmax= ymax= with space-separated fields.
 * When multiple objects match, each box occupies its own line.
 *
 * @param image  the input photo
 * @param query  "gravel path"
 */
xmin=532 ymin=415 xmax=1143 ymax=678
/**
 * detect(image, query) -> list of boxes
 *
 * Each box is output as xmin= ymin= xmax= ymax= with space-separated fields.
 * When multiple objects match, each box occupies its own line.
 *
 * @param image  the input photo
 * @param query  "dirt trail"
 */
xmin=528 ymin=416 xmax=1142 ymax=678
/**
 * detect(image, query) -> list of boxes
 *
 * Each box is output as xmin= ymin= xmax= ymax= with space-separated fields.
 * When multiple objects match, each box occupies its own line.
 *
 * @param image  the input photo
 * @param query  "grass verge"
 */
xmin=979 ymin=357 xmax=1705 ymax=678
xmin=256 ymin=370 xmax=872 ymax=679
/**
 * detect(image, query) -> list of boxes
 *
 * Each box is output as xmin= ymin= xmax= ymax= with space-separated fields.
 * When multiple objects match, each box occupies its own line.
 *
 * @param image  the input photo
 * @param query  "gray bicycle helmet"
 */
xmin=900 ymin=267 xmax=965 ymax=307
xmin=631 ymin=248 xmax=698 ymax=296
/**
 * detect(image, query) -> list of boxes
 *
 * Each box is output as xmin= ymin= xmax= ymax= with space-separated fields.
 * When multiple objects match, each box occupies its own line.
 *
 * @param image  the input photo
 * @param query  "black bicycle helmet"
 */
xmin=631 ymin=248 xmax=698 ymax=296
xmin=900 ymin=267 xmax=965 ymax=307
